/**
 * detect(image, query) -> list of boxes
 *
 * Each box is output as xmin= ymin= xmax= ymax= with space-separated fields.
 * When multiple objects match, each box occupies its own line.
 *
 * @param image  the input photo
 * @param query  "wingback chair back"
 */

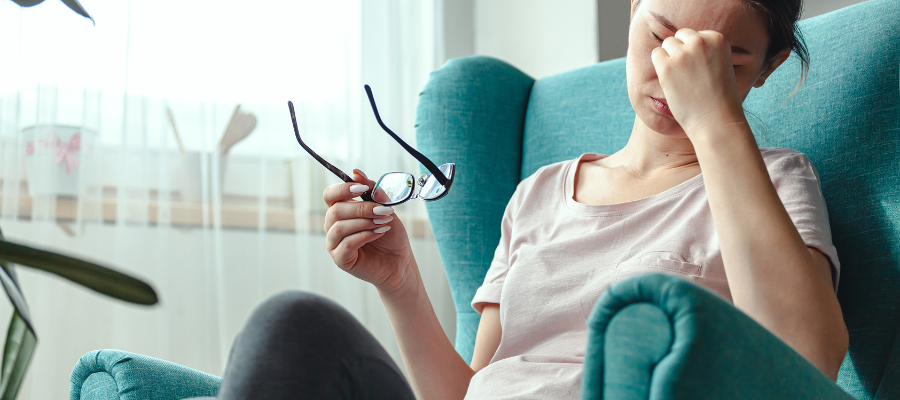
xmin=414 ymin=0 xmax=900 ymax=398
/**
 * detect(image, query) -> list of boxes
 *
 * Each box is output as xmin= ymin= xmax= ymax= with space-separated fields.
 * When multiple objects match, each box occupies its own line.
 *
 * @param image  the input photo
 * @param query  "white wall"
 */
xmin=472 ymin=0 xmax=598 ymax=79
xmin=445 ymin=0 xmax=872 ymax=78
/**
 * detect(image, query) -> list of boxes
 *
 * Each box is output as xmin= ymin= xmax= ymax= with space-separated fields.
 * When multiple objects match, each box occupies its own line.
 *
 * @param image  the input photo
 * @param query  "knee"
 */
xmin=246 ymin=290 xmax=351 ymax=333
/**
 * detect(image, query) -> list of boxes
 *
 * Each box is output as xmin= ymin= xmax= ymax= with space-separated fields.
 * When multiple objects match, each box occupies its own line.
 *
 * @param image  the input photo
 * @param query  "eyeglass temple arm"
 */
xmin=364 ymin=85 xmax=449 ymax=186
xmin=289 ymin=101 xmax=374 ymax=202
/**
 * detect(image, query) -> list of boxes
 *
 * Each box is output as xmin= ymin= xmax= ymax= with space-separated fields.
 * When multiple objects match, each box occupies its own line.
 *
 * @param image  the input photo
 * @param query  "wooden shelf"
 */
xmin=0 ymin=192 xmax=433 ymax=238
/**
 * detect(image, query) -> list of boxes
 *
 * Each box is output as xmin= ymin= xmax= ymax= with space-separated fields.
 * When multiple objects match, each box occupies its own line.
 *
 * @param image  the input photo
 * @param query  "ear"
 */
xmin=753 ymin=49 xmax=791 ymax=88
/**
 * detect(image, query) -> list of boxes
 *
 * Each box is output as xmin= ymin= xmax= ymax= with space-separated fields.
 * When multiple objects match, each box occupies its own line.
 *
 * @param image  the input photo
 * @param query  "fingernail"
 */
xmin=353 ymin=168 xmax=369 ymax=180
xmin=373 ymin=206 xmax=394 ymax=216
xmin=350 ymin=184 xmax=369 ymax=194
xmin=373 ymin=226 xmax=391 ymax=234
xmin=373 ymin=215 xmax=393 ymax=225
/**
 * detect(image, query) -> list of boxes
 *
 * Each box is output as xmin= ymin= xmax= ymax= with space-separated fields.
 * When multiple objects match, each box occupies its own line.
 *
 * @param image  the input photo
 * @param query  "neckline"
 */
xmin=563 ymin=153 xmax=705 ymax=217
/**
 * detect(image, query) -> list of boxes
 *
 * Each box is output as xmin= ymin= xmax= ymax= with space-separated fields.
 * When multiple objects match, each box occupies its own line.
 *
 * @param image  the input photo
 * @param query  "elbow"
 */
xmin=822 ymin=323 xmax=849 ymax=381
xmin=778 ymin=308 xmax=849 ymax=381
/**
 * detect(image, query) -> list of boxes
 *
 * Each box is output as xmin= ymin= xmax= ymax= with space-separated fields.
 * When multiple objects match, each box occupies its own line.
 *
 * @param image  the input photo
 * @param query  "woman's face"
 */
xmin=626 ymin=0 xmax=776 ymax=137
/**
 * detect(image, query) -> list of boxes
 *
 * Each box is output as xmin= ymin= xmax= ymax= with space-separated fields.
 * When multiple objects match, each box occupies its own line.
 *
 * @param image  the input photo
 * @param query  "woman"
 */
xmin=212 ymin=0 xmax=848 ymax=398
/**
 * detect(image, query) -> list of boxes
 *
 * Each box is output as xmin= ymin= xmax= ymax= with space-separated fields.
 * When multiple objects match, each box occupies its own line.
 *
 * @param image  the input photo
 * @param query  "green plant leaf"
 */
xmin=9 ymin=0 xmax=45 ymax=7
xmin=0 ymin=228 xmax=19 ymax=285
xmin=0 ymin=228 xmax=36 ymax=400
xmin=0 ymin=241 xmax=157 ymax=305
xmin=0 ymin=311 xmax=36 ymax=400
xmin=10 ymin=0 xmax=93 ymax=24
xmin=60 ymin=0 xmax=93 ymax=23
xmin=0 ymin=230 xmax=32 ymax=334
xmin=0 ymin=269 xmax=32 ymax=337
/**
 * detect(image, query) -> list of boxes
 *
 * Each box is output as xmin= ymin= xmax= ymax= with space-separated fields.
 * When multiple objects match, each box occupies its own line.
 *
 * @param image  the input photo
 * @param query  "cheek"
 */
xmin=626 ymin=44 xmax=660 ymax=101
xmin=627 ymin=37 xmax=660 ymax=79
xmin=734 ymin=68 xmax=762 ymax=101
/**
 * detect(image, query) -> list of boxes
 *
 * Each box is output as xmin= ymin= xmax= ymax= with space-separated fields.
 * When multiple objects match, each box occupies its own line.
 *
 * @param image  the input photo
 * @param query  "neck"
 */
xmin=610 ymin=116 xmax=700 ymax=178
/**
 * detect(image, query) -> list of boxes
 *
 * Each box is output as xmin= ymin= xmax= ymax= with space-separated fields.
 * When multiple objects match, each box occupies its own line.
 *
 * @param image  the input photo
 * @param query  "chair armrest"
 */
xmin=70 ymin=349 xmax=221 ymax=400
xmin=580 ymin=273 xmax=852 ymax=400
xmin=415 ymin=55 xmax=534 ymax=363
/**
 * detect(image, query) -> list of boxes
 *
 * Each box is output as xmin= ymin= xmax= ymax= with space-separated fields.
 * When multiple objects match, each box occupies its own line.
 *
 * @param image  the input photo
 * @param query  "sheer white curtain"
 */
xmin=0 ymin=0 xmax=455 ymax=398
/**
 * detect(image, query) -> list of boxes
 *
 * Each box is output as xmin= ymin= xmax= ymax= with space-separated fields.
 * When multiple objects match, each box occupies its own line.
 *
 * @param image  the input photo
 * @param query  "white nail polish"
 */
xmin=350 ymin=184 xmax=369 ymax=193
xmin=373 ymin=206 xmax=394 ymax=216
xmin=373 ymin=216 xmax=393 ymax=225
xmin=373 ymin=226 xmax=391 ymax=234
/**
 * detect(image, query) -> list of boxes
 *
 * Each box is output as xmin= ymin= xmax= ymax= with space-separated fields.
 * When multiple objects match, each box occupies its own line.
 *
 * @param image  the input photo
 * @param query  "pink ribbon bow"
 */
xmin=55 ymin=133 xmax=81 ymax=174
xmin=24 ymin=131 xmax=83 ymax=174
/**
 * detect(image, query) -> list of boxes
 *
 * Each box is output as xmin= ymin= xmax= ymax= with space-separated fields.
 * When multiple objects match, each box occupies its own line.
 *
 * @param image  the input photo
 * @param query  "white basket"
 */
xmin=23 ymin=125 xmax=94 ymax=198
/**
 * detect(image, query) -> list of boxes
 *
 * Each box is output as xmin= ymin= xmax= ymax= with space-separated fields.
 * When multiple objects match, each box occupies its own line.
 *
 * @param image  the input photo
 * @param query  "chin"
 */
xmin=637 ymin=107 xmax=688 ymax=138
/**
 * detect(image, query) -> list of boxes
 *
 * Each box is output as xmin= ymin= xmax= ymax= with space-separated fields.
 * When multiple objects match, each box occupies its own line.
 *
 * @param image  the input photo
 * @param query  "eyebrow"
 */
xmin=647 ymin=11 xmax=752 ymax=55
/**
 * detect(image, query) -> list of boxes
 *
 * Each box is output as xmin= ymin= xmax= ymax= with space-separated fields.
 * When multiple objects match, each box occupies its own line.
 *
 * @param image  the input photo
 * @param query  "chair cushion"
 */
xmin=415 ymin=1 xmax=900 ymax=390
xmin=519 ymin=0 xmax=900 ymax=397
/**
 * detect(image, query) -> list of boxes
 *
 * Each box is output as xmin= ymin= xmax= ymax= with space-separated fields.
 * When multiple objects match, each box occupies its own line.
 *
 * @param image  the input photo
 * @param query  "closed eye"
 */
xmin=652 ymin=32 xmax=663 ymax=42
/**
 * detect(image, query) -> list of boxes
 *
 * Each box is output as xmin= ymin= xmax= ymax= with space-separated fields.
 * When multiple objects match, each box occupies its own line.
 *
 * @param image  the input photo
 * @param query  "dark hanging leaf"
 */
xmin=0 ymin=311 xmax=36 ymax=400
xmin=10 ymin=0 xmax=93 ymax=24
xmin=0 ymin=228 xmax=36 ymax=400
xmin=0 ymin=270 xmax=31 ymax=336
xmin=0 ymin=230 xmax=30 ymax=333
xmin=0 ymin=228 xmax=18 ymax=287
xmin=0 ymin=241 xmax=157 ymax=305
xmin=60 ymin=0 xmax=93 ymax=24
xmin=9 ymin=0 xmax=45 ymax=7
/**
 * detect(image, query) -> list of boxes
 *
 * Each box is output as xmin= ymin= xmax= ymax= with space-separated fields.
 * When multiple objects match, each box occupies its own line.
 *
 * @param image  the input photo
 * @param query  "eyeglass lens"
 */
xmin=373 ymin=173 xmax=415 ymax=205
xmin=372 ymin=163 xmax=454 ymax=206
xmin=417 ymin=163 xmax=454 ymax=200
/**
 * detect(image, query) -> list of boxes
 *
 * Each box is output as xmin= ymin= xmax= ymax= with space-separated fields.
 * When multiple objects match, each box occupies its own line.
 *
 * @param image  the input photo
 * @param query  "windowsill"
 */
xmin=0 ymin=191 xmax=434 ymax=238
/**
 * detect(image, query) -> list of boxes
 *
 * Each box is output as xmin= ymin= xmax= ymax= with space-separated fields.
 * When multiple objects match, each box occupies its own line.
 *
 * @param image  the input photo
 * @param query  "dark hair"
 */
xmin=633 ymin=0 xmax=810 ymax=96
xmin=744 ymin=0 xmax=809 ymax=97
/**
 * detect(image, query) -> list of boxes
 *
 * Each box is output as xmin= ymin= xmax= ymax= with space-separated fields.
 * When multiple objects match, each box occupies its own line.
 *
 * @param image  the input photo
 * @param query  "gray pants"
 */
xmin=207 ymin=291 xmax=417 ymax=400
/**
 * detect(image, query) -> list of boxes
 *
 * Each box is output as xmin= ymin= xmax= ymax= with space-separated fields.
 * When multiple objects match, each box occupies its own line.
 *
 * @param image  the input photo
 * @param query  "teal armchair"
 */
xmin=70 ymin=1 xmax=900 ymax=398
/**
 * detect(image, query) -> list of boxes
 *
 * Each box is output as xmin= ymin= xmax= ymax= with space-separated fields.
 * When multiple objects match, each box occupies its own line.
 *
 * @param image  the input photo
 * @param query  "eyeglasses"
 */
xmin=288 ymin=84 xmax=455 ymax=206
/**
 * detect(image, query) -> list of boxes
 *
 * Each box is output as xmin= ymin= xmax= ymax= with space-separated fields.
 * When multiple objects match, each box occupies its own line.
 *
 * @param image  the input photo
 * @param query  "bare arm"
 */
xmin=377 ymin=258 xmax=475 ymax=400
xmin=470 ymin=303 xmax=502 ymax=372
xmin=692 ymin=123 xmax=848 ymax=380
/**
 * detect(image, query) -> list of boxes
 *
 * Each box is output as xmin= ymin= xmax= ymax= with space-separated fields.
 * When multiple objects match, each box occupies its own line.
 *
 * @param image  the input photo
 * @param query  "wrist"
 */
xmin=377 ymin=259 xmax=423 ymax=302
xmin=688 ymin=115 xmax=753 ymax=146
xmin=684 ymin=104 xmax=747 ymax=139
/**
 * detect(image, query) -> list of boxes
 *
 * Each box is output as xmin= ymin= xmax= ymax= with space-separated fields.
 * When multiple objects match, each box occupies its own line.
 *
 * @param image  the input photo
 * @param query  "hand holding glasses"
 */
xmin=289 ymin=85 xmax=455 ymax=206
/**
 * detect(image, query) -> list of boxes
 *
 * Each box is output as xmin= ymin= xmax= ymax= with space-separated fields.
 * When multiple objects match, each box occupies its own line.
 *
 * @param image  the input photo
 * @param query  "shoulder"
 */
xmin=758 ymin=147 xmax=825 ymax=194
xmin=505 ymin=158 xmax=574 ymax=210
xmin=759 ymin=147 xmax=820 ymax=178
xmin=517 ymin=158 xmax=572 ymax=192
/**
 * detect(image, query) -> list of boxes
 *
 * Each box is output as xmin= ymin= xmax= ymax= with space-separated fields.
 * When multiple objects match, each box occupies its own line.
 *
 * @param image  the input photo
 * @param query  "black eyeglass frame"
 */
xmin=288 ymin=84 xmax=455 ymax=206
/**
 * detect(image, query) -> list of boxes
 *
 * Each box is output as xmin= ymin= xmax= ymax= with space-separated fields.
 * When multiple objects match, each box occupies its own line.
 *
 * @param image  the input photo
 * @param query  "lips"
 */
xmin=651 ymin=97 xmax=673 ymax=118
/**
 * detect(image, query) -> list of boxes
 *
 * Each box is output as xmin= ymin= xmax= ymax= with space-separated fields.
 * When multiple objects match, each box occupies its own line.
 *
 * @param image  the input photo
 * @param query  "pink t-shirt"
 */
xmin=464 ymin=147 xmax=840 ymax=400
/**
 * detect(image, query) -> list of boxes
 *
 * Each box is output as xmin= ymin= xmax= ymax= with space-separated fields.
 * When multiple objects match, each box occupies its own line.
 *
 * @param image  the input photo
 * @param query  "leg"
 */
xmin=216 ymin=291 xmax=416 ymax=400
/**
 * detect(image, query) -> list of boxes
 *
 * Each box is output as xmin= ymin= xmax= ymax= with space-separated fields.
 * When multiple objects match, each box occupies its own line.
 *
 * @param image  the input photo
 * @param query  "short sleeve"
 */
xmin=470 ymin=189 xmax=518 ymax=314
xmin=765 ymin=149 xmax=841 ymax=293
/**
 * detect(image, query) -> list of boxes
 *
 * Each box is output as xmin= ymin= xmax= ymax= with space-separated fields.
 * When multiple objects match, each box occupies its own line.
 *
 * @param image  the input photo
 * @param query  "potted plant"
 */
xmin=1 ymin=2 xmax=157 ymax=400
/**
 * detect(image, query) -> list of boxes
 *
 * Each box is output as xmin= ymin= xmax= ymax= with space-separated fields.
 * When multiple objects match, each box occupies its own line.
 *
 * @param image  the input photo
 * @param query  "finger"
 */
xmin=373 ymin=187 xmax=392 ymax=204
xmin=353 ymin=169 xmax=378 ymax=188
xmin=697 ymin=30 xmax=729 ymax=53
xmin=330 ymin=226 xmax=392 ymax=270
xmin=673 ymin=27 xmax=700 ymax=43
xmin=661 ymin=35 xmax=684 ymax=54
xmin=324 ymin=200 xmax=395 ymax=233
xmin=326 ymin=217 xmax=393 ymax=250
xmin=697 ymin=29 xmax=725 ymax=42
xmin=323 ymin=181 xmax=372 ymax=208
xmin=651 ymin=46 xmax=669 ymax=69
